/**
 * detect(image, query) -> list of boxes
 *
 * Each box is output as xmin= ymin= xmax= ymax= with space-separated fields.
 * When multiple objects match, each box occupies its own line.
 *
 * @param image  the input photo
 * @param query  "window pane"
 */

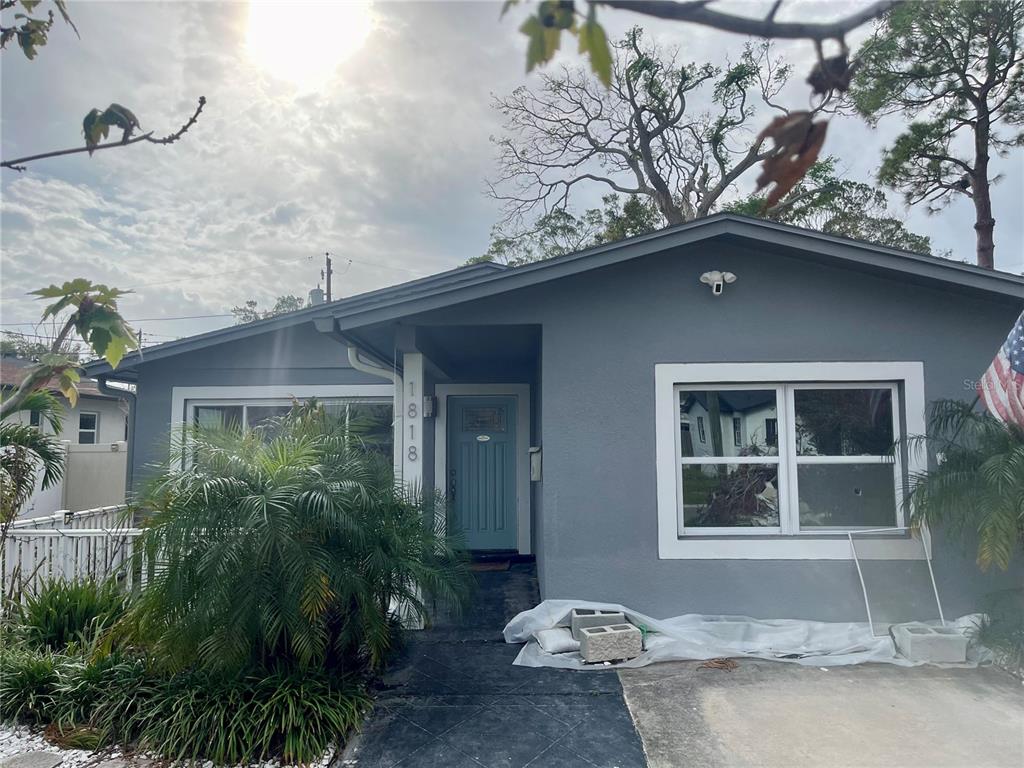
xmin=194 ymin=405 xmax=243 ymax=430
xmin=679 ymin=389 xmax=778 ymax=458
xmin=798 ymin=463 xmax=897 ymax=528
xmin=348 ymin=402 xmax=394 ymax=455
xmin=79 ymin=413 xmax=97 ymax=430
xmin=246 ymin=405 xmax=292 ymax=430
xmin=681 ymin=464 xmax=780 ymax=528
xmin=462 ymin=406 xmax=506 ymax=432
xmin=795 ymin=388 xmax=893 ymax=456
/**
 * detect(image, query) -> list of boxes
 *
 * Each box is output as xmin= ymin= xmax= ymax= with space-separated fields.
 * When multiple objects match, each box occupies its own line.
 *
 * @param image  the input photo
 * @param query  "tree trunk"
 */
xmin=972 ymin=113 xmax=995 ymax=270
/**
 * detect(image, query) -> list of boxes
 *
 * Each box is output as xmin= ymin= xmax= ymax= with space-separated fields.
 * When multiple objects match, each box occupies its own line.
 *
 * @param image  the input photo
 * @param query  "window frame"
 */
xmin=655 ymin=362 xmax=927 ymax=560
xmin=676 ymin=383 xmax=786 ymax=536
xmin=787 ymin=382 xmax=903 ymax=535
xmin=186 ymin=397 xmax=393 ymax=433
xmin=171 ymin=384 xmax=395 ymax=466
xmin=78 ymin=411 xmax=99 ymax=444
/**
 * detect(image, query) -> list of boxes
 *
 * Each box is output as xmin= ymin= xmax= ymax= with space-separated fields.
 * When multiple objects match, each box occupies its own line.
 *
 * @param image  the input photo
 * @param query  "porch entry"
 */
xmin=447 ymin=396 xmax=517 ymax=551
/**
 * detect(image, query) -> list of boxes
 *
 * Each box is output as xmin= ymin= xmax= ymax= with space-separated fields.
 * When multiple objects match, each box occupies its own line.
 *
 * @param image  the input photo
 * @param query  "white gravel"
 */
xmin=0 ymin=725 xmax=336 ymax=768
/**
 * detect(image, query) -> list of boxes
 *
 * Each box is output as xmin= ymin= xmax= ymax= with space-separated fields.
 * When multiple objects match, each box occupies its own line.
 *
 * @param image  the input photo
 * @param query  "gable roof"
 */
xmin=84 ymin=214 xmax=1024 ymax=381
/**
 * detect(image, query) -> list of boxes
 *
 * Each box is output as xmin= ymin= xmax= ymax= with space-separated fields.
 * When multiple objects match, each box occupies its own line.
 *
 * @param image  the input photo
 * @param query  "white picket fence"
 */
xmin=12 ymin=504 xmax=130 ymax=531
xmin=2 ymin=504 xmax=146 ymax=601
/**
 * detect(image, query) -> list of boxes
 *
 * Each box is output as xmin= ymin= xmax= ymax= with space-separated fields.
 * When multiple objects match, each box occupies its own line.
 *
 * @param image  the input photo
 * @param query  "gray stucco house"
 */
xmin=84 ymin=215 xmax=1024 ymax=622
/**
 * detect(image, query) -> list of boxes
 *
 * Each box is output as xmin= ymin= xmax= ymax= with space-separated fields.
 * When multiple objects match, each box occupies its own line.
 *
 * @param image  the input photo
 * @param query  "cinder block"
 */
xmin=570 ymin=608 xmax=627 ymax=640
xmin=891 ymin=622 xmax=968 ymax=663
xmin=580 ymin=623 xmax=642 ymax=663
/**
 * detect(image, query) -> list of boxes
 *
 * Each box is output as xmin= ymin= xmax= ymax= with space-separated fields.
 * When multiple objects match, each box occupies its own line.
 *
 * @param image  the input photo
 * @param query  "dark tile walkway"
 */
xmin=343 ymin=562 xmax=646 ymax=768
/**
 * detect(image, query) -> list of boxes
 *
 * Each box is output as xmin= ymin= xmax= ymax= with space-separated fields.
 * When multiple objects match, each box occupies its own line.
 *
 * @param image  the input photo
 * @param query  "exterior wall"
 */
xmin=411 ymin=241 xmax=1023 ymax=621
xmin=6 ymin=394 xmax=127 ymax=445
xmin=130 ymin=322 xmax=391 ymax=486
xmin=5 ymin=393 xmax=129 ymax=518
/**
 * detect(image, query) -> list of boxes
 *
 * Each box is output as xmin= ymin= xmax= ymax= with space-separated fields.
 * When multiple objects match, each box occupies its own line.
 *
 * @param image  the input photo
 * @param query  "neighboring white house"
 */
xmin=2 ymin=355 xmax=130 ymax=517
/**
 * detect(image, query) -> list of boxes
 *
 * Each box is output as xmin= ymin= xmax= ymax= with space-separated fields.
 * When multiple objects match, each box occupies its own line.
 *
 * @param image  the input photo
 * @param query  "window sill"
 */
xmin=659 ymin=534 xmax=928 ymax=560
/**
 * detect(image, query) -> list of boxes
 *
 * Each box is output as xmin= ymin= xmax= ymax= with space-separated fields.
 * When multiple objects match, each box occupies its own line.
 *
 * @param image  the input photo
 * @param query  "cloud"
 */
xmin=1 ymin=1 xmax=1020 ymax=347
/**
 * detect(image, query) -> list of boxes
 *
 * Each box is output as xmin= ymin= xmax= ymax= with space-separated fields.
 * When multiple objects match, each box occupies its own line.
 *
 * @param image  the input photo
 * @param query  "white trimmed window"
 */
xmin=655 ymin=363 xmax=927 ymax=560
xmin=78 ymin=412 xmax=99 ymax=444
xmin=187 ymin=397 xmax=393 ymax=453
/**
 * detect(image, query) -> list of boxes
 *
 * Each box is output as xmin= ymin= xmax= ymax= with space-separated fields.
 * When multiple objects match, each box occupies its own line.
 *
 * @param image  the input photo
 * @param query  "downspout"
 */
xmin=346 ymin=345 xmax=404 ymax=479
xmin=96 ymin=375 xmax=136 ymax=496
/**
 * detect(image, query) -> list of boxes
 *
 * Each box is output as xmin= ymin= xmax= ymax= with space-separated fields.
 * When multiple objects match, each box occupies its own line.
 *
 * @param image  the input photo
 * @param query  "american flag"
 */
xmin=978 ymin=311 xmax=1024 ymax=426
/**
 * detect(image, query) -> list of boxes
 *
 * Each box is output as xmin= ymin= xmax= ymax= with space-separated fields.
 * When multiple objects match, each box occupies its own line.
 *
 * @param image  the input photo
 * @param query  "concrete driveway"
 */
xmin=619 ymin=660 xmax=1023 ymax=768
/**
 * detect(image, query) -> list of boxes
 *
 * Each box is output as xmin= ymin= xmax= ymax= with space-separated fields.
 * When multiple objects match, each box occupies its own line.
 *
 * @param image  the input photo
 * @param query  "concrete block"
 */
xmin=580 ymin=623 xmax=642 ymax=663
xmin=570 ymin=608 xmax=627 ymax=640
xmin=891 ymin=623 xmax=969 ymax=663
xmin=1 ymin=753 xmax=63 ymax=768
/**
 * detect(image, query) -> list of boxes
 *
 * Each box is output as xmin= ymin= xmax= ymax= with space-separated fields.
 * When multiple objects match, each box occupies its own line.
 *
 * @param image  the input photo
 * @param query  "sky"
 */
xmin=1 ymin=1 xmax=1022 ymax=345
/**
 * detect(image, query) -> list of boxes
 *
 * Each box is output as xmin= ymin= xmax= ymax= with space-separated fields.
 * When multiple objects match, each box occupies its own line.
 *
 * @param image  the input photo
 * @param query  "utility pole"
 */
xmin=322 ymin=252 xmax=333 ymax=303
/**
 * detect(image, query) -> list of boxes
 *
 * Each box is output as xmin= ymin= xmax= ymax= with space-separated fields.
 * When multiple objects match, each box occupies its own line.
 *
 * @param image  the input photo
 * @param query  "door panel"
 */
xmin=448 ymin=396 xmax=517 ymax=551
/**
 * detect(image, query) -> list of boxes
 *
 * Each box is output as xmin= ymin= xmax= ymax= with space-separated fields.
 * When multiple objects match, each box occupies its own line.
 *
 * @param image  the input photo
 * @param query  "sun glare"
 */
xmin=245 ymin=1 xmax=373 ymax=88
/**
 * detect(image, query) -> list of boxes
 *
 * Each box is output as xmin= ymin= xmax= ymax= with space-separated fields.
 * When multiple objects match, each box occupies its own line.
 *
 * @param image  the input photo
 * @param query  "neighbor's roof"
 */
xmin=83 ymin=214 xmax=1024 ymax=381
xmin=0 ymin=355 xmax=117 ymax=398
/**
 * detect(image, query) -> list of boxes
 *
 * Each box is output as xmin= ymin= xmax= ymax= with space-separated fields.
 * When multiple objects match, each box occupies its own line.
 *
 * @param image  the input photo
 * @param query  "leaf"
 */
xmin=807 ymin=53 xmax=853 ymax=95
xmin=500 ymin=0 xmax=520 ymax=18
xmin=520 ymin=14 xmax=561 ymax=74
xmin=19 ymin=1 xmax=42 ymax=10
xmin=578 ymin=10 xmax=612 ymax=87
xmin=17 ymin=29 xmax=39 ymax=60
xmin=87 ymin=327 xmax=112 ymax=358
xmin=102 ymin=103 xmax=141 ymax=142
xmin=83 ymin=109 xmax=109 ymax=154
xmin=57 ymin=369 xmax=80 ymax=407
xmin=104 ymin=335 xmax=128 ymax=369
xmin=754 ymin=112 xmax=830 ymax=209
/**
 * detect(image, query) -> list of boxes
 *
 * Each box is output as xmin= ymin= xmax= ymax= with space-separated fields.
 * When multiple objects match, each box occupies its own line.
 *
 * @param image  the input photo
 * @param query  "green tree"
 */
xmin=728 ymin=157 xmax=932 ymax=253
xmin=906 ymin=399 xmax=1024 ymax=571
xmin=231 ymin=295 xmax=307 ymax=324
xmin=849 ymin=1 xmax=1024 ymax=269
xmin=474 ymin=194 xmax=662 ymax=266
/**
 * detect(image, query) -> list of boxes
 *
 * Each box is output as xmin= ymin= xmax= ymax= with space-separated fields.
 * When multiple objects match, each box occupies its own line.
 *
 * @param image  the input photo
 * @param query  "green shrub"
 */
xmin=906 ymin=400 xmax=1024 ymax=571
xmin=17 ymin=578 xmax=128 ymax=651
xmin=51 ymin=651 xmax=148 ymax=730
xmin=123 ymin=414 xmax=471 ymax=676
xmin=102 ymin=667 xmax=368 ymax=764
xmin=0 ymin=646 xmax=58 ymax=724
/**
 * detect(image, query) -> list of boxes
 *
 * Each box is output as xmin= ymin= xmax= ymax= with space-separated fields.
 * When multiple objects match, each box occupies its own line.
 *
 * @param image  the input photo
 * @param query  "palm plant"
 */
xmin=1 ymin=390 xmax=66 ymax=542
xmin=905 ymin=399 xmax=1024 ymax=571
xmin=123 ymin=409 xmax=471 ymax=676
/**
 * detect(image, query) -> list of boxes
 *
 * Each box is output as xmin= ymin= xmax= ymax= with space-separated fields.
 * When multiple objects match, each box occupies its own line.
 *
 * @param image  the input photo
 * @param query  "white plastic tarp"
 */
xmin=504 ymin=599 xmax=987 ymax=669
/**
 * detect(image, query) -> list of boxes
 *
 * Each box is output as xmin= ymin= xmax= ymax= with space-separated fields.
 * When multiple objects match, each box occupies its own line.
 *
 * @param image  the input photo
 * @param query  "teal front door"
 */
xmin=447 ymin=396 xmax=517 ymax=551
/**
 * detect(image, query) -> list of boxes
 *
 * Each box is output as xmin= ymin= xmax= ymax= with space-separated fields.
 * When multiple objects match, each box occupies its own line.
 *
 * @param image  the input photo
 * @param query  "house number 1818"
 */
xmin=407 ymin=380 xmax=419 ymax=462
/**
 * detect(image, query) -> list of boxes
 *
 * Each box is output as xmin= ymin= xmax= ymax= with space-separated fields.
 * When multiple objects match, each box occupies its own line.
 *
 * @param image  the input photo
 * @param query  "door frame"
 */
xmin=434 ymin=383 xmax=531 ymax=555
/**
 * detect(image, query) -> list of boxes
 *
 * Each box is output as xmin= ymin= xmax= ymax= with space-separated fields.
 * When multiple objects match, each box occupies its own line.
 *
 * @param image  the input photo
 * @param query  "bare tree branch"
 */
xmin=594 ymin=0 xmax=902 ymax=42
xmin=490 ymin=31 xmax=789 ymax=229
